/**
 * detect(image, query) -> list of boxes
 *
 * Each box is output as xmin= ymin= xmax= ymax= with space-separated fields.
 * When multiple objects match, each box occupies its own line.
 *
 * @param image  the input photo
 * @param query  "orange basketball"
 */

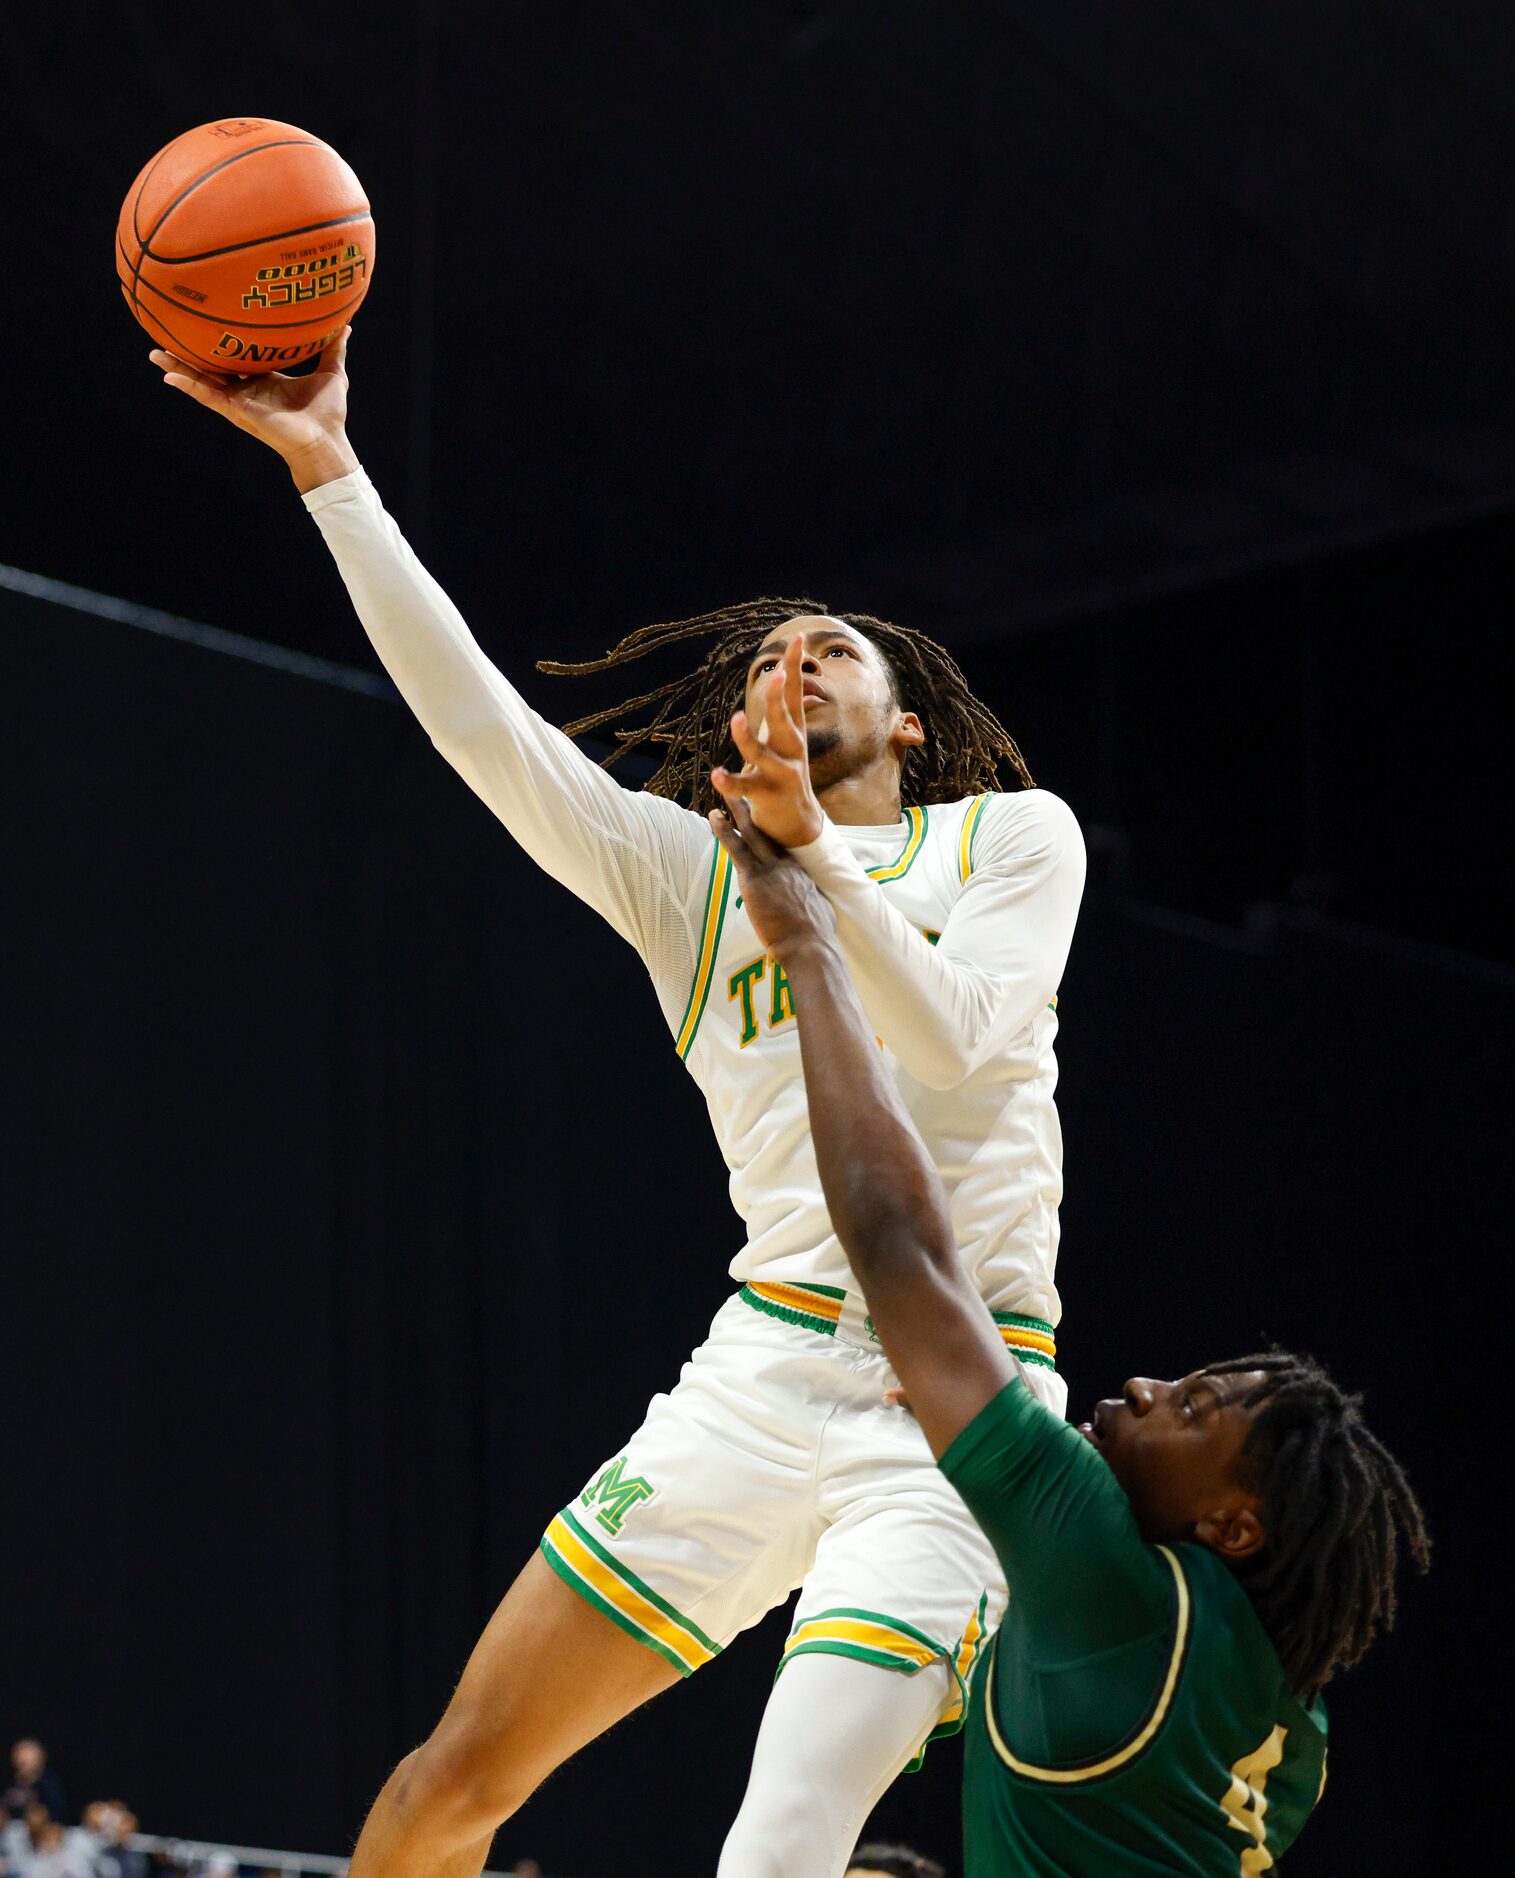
xmin=117 ymin=117 xmax=375 ymax=375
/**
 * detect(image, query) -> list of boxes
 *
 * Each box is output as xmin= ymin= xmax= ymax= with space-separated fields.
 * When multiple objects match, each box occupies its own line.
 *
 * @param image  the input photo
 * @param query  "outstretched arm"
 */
xmin=712 ymin=797 xmax=1174 ymax=1675
xmin=710 ymin=798 xmax=1013 ymax=1456
xmin=715 ymin=647 xmax=1085 ymax=1090
xmin=151 ymin=333 xmax=709 ymax=967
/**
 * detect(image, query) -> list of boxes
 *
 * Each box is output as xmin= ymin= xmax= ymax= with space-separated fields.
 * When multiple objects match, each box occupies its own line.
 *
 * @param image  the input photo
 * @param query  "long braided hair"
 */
xmin=537 ymin=599 xmax=1033 ymax=814
xmin=1204 ymin=1351 xmax=1430 ymax=1697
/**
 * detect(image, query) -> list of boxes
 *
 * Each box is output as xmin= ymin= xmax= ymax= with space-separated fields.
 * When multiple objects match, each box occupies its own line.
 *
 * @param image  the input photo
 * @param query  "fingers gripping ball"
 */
xmin=116 ymin=118 xmax=375 ymax=375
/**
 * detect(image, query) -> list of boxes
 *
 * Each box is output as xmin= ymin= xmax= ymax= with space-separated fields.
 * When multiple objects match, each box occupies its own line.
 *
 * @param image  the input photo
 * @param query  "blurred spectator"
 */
xmin=188 ymin=1856 xmax=237 ymax=1878
xmin=3 ymin=1746 xmax=66 ymax=1828
xmin=1 ymin=1805 xmax=95 ymax=1878
xmin=508 ymin=1863 xmax=542 ymax=1878
xmin=78 ymin=1804 xmax=147 ymax=1878
xmin=846 ymin=1845 xmax=946 ymax=1878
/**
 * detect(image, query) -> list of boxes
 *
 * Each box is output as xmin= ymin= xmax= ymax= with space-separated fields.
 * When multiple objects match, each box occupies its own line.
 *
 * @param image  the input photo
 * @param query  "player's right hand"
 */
xmin=149 ymin=326 xmax=359 ymax=492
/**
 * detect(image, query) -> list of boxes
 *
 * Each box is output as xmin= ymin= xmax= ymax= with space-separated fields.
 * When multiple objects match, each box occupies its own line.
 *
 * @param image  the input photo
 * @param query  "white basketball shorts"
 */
xmin=539 ymin=1281 xmax=1066 ymax=1748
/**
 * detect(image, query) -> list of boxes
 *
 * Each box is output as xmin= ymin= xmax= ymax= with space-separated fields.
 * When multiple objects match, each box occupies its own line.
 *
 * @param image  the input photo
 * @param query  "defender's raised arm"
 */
xmin=710 ymin=797 xmax=1013 ymax=1455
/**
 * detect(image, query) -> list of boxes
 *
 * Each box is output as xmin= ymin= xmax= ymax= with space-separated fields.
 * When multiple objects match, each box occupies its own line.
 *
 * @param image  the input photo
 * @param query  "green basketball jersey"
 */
xmin=942 ymin=1383 xmax=1328 ymax=1874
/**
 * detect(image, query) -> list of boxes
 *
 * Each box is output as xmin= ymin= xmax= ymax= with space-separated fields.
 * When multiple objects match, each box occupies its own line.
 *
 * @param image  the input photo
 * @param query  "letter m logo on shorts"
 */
xmin=581 ymin=1455 xmax=657 ymax=1536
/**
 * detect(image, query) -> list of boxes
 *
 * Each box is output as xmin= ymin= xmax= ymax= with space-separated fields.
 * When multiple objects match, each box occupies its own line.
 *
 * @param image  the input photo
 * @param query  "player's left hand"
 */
xmin=711 ymin=638 xmax=825 ymax=849
xmin=708 ymin=795 xmax=836 ymax=959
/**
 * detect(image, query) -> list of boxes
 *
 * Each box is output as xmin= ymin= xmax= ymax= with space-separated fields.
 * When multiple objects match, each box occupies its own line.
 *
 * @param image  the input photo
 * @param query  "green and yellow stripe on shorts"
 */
xmin=936 ymin=1589 xmax=992 ymax=1733
xmin=780 ymin=1606 xmax=949 ymax=1677
xmin=778 ymin=1600 xmax=992 ymax=1767
xmin=540 ymin=1506 xmax=720 ymax=1677
xmin=738 ymin=1279 xmax=846 ymax=1337
xmin=994 ymin=1310 xmax=1057 ymax=1371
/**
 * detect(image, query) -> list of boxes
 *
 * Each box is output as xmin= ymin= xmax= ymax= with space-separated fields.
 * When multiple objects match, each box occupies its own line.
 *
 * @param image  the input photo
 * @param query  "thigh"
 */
xmin=428 ymin=1550 xmax=681 ymax=1795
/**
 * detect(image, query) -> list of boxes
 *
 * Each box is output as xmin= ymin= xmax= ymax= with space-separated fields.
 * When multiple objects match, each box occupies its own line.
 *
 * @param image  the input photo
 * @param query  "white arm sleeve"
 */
xmin=790 ymin=791 xmax=1086 ymax=1090
xmin=303 ymin=470 xmax=711 ymax=999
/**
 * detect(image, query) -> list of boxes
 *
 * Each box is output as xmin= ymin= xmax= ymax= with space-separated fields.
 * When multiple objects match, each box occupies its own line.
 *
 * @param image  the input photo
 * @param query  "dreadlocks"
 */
xmin=537 ymin=598 xmax=1033 ymax=814
xmin=1204 ymin=1350 xmax=1430 ymax=1698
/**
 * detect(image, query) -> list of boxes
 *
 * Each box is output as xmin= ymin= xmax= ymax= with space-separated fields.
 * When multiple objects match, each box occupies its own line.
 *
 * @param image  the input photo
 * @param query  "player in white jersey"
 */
xmin=149 ymin=331 xmax=1086 ymax=1878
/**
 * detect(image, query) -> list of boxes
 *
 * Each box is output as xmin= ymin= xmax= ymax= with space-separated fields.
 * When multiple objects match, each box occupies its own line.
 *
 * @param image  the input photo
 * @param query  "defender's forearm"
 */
xmin=779 ymin=935 xmax=956 ymax=1285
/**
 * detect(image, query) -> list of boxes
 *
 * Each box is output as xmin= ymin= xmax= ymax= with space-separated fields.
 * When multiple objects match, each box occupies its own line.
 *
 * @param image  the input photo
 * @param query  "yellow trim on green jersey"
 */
xmin=540 ymin=1508 xmax=720 ymax=1677
xmin=865 ymin=805 xmax=929 ymax=883
xmin=675 ymin=842 xmax=734 ymax=1060
xmin=983 ymin=1544 xmax=1193 ymax=1783
xmin=959 ymin=792 xmax=993 ymax=883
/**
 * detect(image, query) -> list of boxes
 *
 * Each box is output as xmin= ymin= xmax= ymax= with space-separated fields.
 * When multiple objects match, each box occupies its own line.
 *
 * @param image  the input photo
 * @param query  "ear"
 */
xmin=891 ymin=709 xmax=926 ymax=751
xmin=1193 ymin=1504 xmax=1266 ymax=1564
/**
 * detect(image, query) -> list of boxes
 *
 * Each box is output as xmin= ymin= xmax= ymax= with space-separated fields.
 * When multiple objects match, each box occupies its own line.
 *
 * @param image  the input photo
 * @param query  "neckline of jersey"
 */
xmin=832 ymin=817 xmax=909 ymax=838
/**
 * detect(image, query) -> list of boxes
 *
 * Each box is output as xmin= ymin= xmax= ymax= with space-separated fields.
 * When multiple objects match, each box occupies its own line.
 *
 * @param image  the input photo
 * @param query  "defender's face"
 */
xmin=1080 ymin=1368 xmax=1269 ymax=1549
xmin=744 ymin=616 xmax=900 ymax=786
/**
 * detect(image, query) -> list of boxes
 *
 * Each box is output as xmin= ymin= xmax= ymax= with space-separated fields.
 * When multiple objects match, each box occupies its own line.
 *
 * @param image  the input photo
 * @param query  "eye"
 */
xmin=754 ymin=658 xmax=779 ymax=676
xmin=825 ymin=644 xmax=855 ymax=658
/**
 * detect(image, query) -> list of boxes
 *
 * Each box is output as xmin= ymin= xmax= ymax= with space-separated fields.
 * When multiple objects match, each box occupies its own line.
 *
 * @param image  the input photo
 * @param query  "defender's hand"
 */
xmin=708 ymin=795 xmax=836 ymax=960
xmin=711 ymin=637 xmax=825 ymax=849
xmin=150 ymin=325 xmax=358 ymax=492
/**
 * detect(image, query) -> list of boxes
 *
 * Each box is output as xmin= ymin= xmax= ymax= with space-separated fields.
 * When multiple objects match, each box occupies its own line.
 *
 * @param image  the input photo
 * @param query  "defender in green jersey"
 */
xmin=709 ymin=791 xmax=1428 ymax=1876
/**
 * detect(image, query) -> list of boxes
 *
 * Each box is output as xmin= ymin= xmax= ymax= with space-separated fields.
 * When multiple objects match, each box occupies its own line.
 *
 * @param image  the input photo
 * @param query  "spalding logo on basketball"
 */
xmin=117 ymin=118 xmax=375 ymax=375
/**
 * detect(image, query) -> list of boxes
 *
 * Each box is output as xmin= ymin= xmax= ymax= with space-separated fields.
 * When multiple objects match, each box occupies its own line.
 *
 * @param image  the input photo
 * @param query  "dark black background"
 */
xmin=5 ymin=4 xmax=1510 ymax=1873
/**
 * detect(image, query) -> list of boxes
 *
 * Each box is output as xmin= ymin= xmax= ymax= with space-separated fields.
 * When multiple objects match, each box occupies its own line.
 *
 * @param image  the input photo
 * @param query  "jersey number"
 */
xmin=1219 ymin=1724 xmax=1286 ymax=1874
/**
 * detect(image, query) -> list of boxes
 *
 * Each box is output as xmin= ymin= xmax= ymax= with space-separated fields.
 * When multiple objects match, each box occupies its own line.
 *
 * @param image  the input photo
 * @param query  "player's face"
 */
xmin=744 ymin=617 xmax=921 ymax=791
xmin=1079 ymin=1367 xmax=1269 ymax=1561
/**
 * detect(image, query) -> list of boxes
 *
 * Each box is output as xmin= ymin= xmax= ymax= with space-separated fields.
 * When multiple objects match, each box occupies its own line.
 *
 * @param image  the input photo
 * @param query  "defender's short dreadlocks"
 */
xmin=1204 ymin=1351 xmax=1430 ymax=1698
xmin=537 ymin=598 xmax=1032 ymax=814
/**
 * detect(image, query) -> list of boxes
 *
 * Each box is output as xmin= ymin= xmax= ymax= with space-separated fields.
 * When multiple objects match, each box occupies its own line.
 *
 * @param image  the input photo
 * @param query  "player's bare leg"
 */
xmin=348 ymin=1551 xmax=680 ymax=1878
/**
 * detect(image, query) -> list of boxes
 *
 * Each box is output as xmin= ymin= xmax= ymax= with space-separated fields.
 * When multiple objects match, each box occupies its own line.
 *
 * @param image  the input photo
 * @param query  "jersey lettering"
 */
xmin=581 ymin=1456 xmax=657 ymax=1536
xmin=1219 ymin=1724 xmax=1287 ymax=1873
xmin=728 ymin=958 xmax=766 ymax=1046
xmin=725 ymin=930 xmax=937 ymax=1046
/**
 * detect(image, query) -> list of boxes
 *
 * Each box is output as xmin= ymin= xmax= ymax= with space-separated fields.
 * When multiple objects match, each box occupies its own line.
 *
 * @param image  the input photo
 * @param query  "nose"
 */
xmin=1123 ymin=1376 xmax=1160 ymax=1417
xmin=798 ymin=645 xmax=820 ymax=673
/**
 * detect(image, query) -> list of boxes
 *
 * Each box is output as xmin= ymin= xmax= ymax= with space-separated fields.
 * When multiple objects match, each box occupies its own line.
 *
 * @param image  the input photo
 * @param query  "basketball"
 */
xmin=116 ymin=117 xmax=374 ymax=375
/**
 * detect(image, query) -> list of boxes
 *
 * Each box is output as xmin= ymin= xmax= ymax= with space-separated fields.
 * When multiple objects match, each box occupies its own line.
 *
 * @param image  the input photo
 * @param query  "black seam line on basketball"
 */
xmin=143 ymin=208 xmax=370 ymax=266
xmin=121 ymin=286 xmax=225 ymax=369
xmin=130 ymin=138 xmax=315 ymax=317
xmin=121 ymin=240 xmax=363 ymax=333
xmin=140 ymin=139 xmax=320 ymax=255
xmin=120 ymin=234 xmax=297 ymax=368
xmin=129 ymin=141 xmax=181 ymax=314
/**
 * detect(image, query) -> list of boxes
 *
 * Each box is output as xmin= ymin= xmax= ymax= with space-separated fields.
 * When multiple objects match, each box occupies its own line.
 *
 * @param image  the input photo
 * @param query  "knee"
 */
xmin=391 ymin=1724 xmax=532 ymax=1839
xmin=718 ymin=1787 xmax=847 ymax=1878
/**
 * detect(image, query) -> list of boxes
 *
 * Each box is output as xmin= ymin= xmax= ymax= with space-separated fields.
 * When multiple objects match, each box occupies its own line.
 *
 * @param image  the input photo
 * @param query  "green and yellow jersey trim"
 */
xmin=738 ymin=1279 xmax=846 ymax=1336
xmin=983 ymin=1543 xmax=1193 ymax=1783
xmin=866 ymin=805 xmax=929 ymax=883
xmin=959 ymin=792 xmax=993 ymax=883
xmin=539 ymin=1506 xmax=721 ymax=1678
xmin=675 ymin=843 xmax=735 ymax=1060
xmin=994 ymin=1310 xmax=1058 ymax=1371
